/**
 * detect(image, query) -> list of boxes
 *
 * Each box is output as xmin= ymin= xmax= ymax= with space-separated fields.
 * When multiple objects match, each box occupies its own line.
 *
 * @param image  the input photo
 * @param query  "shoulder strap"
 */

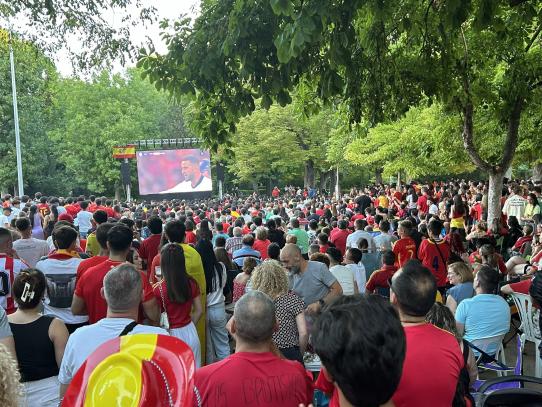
xmin=464 ymin=340 xmax=510 ymax=370
xmin=118 ymin=321 xmax=138 ymax=337
xmin=430 ymin=238 xmax=447 ymax=268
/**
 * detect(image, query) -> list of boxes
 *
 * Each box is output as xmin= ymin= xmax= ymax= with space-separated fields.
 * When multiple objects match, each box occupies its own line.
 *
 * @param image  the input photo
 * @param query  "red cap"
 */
xmin=58 ymin=213 xmax=74 ymax=223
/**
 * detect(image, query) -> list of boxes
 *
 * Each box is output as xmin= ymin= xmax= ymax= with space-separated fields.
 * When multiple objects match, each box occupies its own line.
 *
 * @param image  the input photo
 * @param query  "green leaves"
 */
xmin=270 ymin=0 xmax=295 ymax=17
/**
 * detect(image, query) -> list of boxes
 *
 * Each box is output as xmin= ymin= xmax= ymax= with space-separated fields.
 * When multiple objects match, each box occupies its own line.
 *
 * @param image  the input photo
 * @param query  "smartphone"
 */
xmin=155 ymin=266 xmax=162 ymax=277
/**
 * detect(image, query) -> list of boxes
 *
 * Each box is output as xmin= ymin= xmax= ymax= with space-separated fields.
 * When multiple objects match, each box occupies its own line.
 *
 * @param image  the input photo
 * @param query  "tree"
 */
xmin=0 ymin=30 xmax=64 ymax=195
xmin=227 ymin=104 xmax=330 ymax=191
xmin=1 ymin=0 xmax=156 ymax=70
xmin=141 ymin=1 xmax=542 ymax=223
xmin=346 ymin=104 xmax=474 ymax=180
xmin=49 ymin=68 xmax=188 ymax=195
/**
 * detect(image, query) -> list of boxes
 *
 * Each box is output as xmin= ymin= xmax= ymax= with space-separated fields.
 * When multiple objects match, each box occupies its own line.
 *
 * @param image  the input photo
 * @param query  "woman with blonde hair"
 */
xmin=251 ymin=260 xmax=308 ymax=363
xmin=445 ymin=261 xmax=475 ymax=314
xmin=0 ymin=343 xmax=21 ymax=407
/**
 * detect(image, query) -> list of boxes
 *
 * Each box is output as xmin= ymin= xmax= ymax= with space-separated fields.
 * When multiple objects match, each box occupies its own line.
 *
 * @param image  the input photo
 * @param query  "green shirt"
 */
xmin=287 ymin=228 xmax=310 ymax=254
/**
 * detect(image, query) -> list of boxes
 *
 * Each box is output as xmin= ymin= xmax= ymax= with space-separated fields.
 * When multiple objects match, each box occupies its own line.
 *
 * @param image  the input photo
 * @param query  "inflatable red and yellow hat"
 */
xmin=62 ymin=334 xmax=195 ymax=407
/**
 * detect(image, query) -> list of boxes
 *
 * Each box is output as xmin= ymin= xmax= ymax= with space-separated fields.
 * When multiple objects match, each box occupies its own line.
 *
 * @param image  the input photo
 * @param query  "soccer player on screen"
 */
xmin=161 ymin=156 xmax=212 ymax=193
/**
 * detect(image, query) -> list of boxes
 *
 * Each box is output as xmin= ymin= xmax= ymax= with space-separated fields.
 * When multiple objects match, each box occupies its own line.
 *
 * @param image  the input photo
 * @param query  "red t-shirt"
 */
xmin=185 ymin=231 xmax=197 ymax=245
xmin=252 ymin=239 xmax=271 ymax=260
xmin=314 ymin=370 xmax=339 ymax=407
xmin=392 ymin=324 xmax=463 ymax=407
xmin=153 ymin=279 xmax=199 ymax=328
xmin=418 ymin=239 xmax=451 ymax=287
xmin=510 ymin=279 xmax=532 ymax=295
xmin=138 ymin=234 xmax=162 ymax=275
xmin=330 ymin=229 xmax=350 ymax=255
xmin=76 ymin=255 xmax=108 ymax=280
xmin=392 ymin=237 xmax=417 ymax=268
xmin=365 ymin=265 xmax=398 ymax=293
xmin=417 ymin=195 xmax=428 ymax=214
xmin=64 ymin=204 xmax=80 ymax=218
xmin=37 ymin=203 xmax=50 ymax=217
xmin=74 ymin=259 xmax=153 ymax=324
xmin=194 ymin=352 xmax=314 ymax=407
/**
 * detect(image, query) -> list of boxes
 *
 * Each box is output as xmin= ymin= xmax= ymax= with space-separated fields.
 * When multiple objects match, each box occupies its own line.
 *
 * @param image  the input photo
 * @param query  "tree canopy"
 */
xmin=1 ymin=0 xmax=156 ymax=70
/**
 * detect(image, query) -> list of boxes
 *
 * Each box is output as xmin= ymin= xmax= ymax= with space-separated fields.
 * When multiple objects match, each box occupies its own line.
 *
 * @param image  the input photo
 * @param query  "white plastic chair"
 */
xmin=470 ymin=334 xmax=507 ymax=377
xmin=511 ymin=292 xmax=542 ymax=377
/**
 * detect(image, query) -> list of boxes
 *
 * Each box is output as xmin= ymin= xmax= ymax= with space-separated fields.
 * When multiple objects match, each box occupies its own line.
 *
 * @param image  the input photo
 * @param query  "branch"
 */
xmin=500 ymin=97 xmax=523 ymax=171
xmin=526 ymin=23 xmax=542 ymax=52
xmin=461 ymin=103 xmax=493 ymax=173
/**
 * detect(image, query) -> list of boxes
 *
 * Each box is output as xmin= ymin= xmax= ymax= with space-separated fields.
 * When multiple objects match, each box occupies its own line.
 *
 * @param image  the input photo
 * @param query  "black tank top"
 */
xmin=10 ymin=315 xmax=59 ymax=382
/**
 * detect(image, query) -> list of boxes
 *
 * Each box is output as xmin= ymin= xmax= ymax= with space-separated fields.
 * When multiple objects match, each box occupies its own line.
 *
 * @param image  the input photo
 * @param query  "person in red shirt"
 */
xmin=76 ymin=223 xmax=114 ymax=281
xmin=501 ymin=278 xmax=533 ymax=296
xmin=271 ymin=186 xmax=280 ymax=198
xmin=392 ymin=220 xmax=417 ymax=268
xmin=138 ymin=216 xmax=163 ymax=276
xmin=366 ymin=250 xmax=398 ymax=295
xmin=93 ymin=198 xmax=107 ymax=214
xmin=37 ymin=197 xmax=50 ymax=218
xmin=184 ymin=220 xmax=197 ymax=245
xmin=71 ymin=224 xmax=159 ymax=325
xmin=252 ymin=227 xmax=271 ymax=260
xmin=313 ymin=294 xmax=405 ymax=407
xmin=330 ymin=220 xmax=350 ymax=256
xmin=390 ymin=260 xmax=463 ymax=407
xmin=417 ymin=219 xmax=451 ymax=291
xmin=103 ymin=200 xmax=116 ymax=218
xmin=194 ymin=291 xmax=314 ymax=407
xmin=64 ymin=197 xmax=80 ymax=218
xmin=156 ymin=243 xmax=203 ymax=368
xmin=417 ymin=187 xmax=429 ymax=215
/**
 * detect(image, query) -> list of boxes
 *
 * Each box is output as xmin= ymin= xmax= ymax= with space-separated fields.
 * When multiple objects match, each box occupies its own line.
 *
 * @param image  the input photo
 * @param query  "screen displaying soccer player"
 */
xmin=136 ymin=149 xmax=212 ymax=195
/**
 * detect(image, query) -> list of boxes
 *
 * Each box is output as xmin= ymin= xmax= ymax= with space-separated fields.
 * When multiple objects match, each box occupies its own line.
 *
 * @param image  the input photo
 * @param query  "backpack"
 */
xmin=46 ymin=273 xmax=77 ymax=308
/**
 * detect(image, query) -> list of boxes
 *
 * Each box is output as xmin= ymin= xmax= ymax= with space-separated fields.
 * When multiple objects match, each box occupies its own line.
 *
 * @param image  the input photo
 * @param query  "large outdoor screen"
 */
xmin=136 ymin=149 xmax=212 ymax=195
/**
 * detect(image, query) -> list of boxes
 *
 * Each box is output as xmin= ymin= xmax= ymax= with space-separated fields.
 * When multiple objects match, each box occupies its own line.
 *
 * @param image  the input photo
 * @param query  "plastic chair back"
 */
xmin=511 ymin=292 xmax=541 ymax=342
xmin=470 ymin=334 xmax=506 ymax=361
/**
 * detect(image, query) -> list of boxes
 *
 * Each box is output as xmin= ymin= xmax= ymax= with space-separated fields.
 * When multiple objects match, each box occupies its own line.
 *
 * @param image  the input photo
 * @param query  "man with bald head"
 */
xmin=194 ymin=291 xmax=314 ymax=407
xmin=280 ymin=243 xmax=342 ymax=315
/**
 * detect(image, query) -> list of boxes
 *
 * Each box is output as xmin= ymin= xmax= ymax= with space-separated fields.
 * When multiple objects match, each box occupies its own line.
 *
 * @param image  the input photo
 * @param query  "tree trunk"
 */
xmin=304 ymin=159 xmax=315 ymax=189
xmin=487 ymin=171 xmax=504 ymax=226
xmin=266 ymin=177 xmax=272 ymax=196
xmin=375 ymin=168 xmax=383 ymax=185
xmin=534 ymin=163 xmax=542 ymax=182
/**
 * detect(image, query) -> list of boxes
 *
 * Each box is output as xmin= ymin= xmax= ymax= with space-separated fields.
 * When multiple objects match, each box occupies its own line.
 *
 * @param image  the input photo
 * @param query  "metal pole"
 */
xmin=124 ymin=158 xmax=131 ymax=202
xmin=9 ymin=32 xmax=24 ymax=197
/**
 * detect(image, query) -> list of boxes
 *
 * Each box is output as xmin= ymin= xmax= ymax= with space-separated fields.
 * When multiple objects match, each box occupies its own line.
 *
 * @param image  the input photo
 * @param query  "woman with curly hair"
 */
xmin=251 ymin=260 xmax=308 ymax=363
xmin=0 ymin=343 xmax=21 ymax=407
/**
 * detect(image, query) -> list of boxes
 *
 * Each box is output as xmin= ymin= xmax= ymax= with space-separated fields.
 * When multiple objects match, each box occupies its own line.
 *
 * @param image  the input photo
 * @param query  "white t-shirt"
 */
xmin=0 ymin=214 xmax=12 ymax=227
xmin=206 ymin=263 xmax=227 ymax=307
xmin=161 ymin=176 xmax=212 ymax=193
xmin=35 ymin=257 xmax=87 ymax=325
xmin=502 ymin=194 xmax=527 ymax=222
xmin=13 ymin=238 xmax=50 ymax=268
xmin=58 ymin=318 xmax=168 ymax=385
xmin=329 ymin=264 xmax=357 ymax=295
xmin=347 ymin=263 xmax=366 ymax=294
xmin=346 ymin=230 xmax=376 ymax=252
xmin=75 ymin=211 xmax=93 ymax=233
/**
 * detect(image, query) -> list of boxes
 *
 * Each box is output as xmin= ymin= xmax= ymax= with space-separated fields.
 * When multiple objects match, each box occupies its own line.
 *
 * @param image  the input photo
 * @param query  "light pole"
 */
xmin=9 ymin=32 xmax=24 ymax=197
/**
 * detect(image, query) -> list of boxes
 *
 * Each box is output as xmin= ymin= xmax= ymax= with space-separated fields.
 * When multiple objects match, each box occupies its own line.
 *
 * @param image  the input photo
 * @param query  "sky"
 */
xmin=54 ymin=0 xmax=200 ymax=76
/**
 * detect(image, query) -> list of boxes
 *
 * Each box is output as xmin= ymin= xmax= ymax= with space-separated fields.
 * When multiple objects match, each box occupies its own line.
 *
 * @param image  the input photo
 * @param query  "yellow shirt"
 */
xmin=179 ymin=243 xmax=207 ymax=363
xmin=85 ymin=232 xmax=100 ymax=257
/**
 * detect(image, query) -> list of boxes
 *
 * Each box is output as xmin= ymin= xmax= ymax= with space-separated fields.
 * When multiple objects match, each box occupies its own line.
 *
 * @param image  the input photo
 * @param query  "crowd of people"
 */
xmin=0 ymin=178 xmax=541 ymax=406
